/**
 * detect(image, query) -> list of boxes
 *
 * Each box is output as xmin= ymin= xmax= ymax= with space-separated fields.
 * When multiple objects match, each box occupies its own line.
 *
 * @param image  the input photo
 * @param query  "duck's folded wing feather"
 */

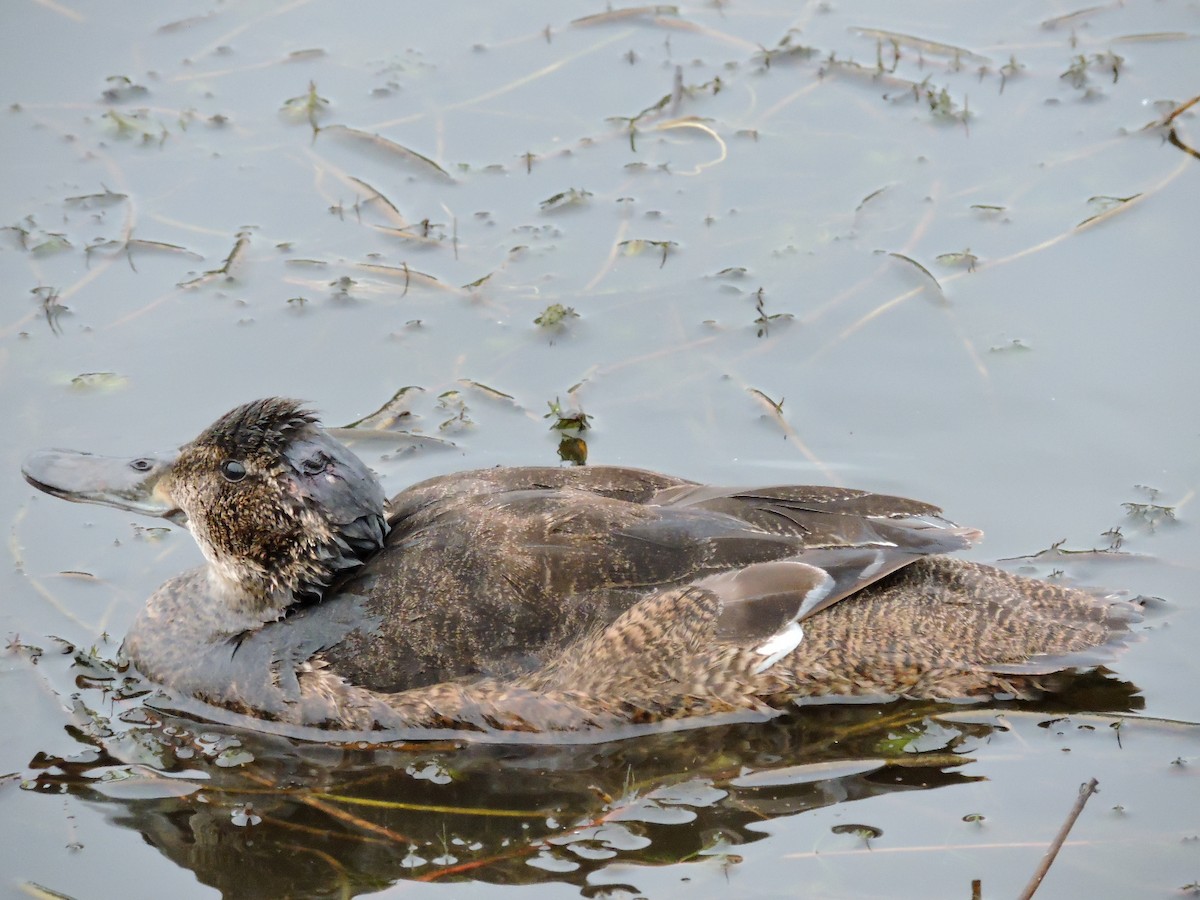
xmin=339 ymin=477 xmax=982 ymax=691
xmin=651 ymin=483 xmax=978 ymax=549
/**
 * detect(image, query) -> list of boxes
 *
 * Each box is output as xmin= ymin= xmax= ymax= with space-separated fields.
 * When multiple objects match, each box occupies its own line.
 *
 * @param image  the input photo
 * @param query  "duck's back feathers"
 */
xmin=320 ymin=468 xmax=986 ymax=694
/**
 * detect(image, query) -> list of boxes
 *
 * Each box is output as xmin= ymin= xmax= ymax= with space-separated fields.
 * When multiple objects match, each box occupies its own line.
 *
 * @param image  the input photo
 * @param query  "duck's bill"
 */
xmin=22 ymin=449 xmax=185 ymax=524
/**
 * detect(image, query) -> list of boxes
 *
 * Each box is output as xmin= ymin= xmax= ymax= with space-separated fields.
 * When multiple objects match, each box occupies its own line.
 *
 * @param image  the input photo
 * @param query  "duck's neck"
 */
xmin=204 ymin=556 xmax=302 ymax=621
xmin=195 ymin=509 xmax=389 ymax=618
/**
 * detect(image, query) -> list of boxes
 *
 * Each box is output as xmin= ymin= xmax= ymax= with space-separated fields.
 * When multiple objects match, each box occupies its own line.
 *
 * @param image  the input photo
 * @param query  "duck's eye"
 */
xmin=220 ymin=460 xmax=247 ymax=483
xmin=129 ymin=458 xmax=153 ymax=472
xmin=299 ymin=454 xmax=327 ymax=476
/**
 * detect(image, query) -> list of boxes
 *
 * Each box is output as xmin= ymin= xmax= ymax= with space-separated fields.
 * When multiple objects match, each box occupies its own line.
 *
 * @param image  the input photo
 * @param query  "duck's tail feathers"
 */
xmin=983 ymin=593 xmax=1144 ymax=675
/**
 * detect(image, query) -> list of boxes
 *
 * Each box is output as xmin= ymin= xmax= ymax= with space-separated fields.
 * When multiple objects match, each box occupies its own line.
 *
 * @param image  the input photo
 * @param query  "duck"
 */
xmin=21 ymin=398 xmax=1139 ymax=736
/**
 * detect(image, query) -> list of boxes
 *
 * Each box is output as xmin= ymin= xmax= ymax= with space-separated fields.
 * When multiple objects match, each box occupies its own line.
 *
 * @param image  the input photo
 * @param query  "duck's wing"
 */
xmin=332 ymin=470 xmax=980 ymax=691
xmin=649 ymin=483 xmax=976 ymax=550
xmin=651 ymin=480 xmax=977 ymax=593
xmin=541 ymin=480 xmax=984 ymax=666
xmin=636 ymin=484 xmax=983 ymax=671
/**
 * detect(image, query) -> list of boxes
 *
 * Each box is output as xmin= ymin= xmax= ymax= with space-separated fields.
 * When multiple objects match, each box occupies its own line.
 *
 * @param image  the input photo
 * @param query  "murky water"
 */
xmin=2 ymin=1 xmax=1198 ymax=897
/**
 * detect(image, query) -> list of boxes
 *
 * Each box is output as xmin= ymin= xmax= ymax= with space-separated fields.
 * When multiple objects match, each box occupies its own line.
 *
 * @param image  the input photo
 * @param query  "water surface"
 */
xmin=2 ymin=1 xmax=1198 ymax=897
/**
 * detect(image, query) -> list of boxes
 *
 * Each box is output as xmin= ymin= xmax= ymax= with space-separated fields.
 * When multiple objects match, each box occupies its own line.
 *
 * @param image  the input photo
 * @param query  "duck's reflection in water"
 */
xmin=27 ymin=671 xmax=1140 ymax=898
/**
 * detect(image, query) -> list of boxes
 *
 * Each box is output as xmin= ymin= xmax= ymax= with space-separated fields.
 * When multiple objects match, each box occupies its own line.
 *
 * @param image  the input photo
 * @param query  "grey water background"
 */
xmin=1 ymin=1 xmax=1198 ymax=897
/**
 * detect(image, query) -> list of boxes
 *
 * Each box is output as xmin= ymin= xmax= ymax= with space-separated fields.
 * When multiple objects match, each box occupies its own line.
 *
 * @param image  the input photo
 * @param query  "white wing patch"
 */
xmin=752 ymin=568 xmax=835 ymax=674
xmin=752 ymin=621 xmax=805 ymax=674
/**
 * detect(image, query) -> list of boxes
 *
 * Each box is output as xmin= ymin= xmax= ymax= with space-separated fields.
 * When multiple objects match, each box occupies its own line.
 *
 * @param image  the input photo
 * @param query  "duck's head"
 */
xmin=23 ymin=398 xmax=388 ymax=612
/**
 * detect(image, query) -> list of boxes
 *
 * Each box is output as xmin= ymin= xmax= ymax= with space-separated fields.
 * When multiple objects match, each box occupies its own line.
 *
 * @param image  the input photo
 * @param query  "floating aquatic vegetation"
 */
xmin=102 ymin=109 xmax=168 ymax=144
xmin=64 ymin=187 xmax=128 ymax=208
xmin=989 ymin=339 xmax=1031 ymax=353
xmin=31 ymin=286 xmax=67 ymax=335
xmin=353 ymin=262 xmax=447 ymax=296
xmin=571 ymin=6 xmax=680 ymax=28
xmin=545 ymin=398 xmax=592 ymax=433
xmin=751 ymin=288 xmax=793 ymax=338
xmin=1121 ymin=498 xmax=1176 ymax=532
xmin=1140 ymin=93 xmax=1200 ymax=160
xmin=1001 ymin=535 xmax=1133 ymax=562
xmin=831 ymin=823 xmax=884 ymax=847
xmin=29 ymin=232 xmax=72 ymax=256
xmin=746 ymin=387 xmax=784 ymax=417
xmin=341 ymin=387 xmax=424 ymax=432
xmin=925 ymin=83 xmax=970 ymax=123
xmin=999 ymin=55 xmax=1025 ymax=93
xmin=1060 ymin=51 xmax=1124 ymax=91
xmin=437 ymin=391 xmax=474 ymax=433
xmin=850 ymin=27 xmax=989 ymax=64
xmin=875 ymin=75 xmax=972 ymax=126
xmin=607 ymin=75 xmax=722 ymax=150
xmin=881 ymin=251 xmax=944 ymax=297
xmin=177 ymin=231 xmax=252 ymax=288
xmin=539 ymin=188 xmax=593 ymax=212
xmin=69 ymin=372 xmax=129 ymax=392
xmin=322 ymin=125 xmax=453 ymax=181
xmin=534 ymin=304 xmax=579 ymax=328
xmin=754 ymin=30 xmax=818 ymax=70
xmin=1100 ymin=526 xmax=1124 ymax=552
xmin=544 ymin=397 xmax=591 ymax=465
xmin=7 ymin=219 xmax=74 ymax=258
xmin=1076 ymin=194 xmax=1141 ymax=229
xmin=618 ymin=239 xmax=678 ymax=268
xmin=460 ymin=381 xmax=515 ymax=403
xmin=100 ymin=75 xmax=149 ymax=104
xmin=281 ymin=80 xmax=329 ymax=136
xmin=936 ymin=248 xmax=978 ymax=272
xmin=1040 ymin=6 xmax=1107 ymax=30
xmin=329 ymin=275 xmax=358 ymax=300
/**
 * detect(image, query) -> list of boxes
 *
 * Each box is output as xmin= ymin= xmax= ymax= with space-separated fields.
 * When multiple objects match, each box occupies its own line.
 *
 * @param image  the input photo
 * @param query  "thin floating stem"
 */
xmin=322 ymin=125 xmax=454 ymax=182
xmin=1016 ymin=777 xmax=1100 ymax=900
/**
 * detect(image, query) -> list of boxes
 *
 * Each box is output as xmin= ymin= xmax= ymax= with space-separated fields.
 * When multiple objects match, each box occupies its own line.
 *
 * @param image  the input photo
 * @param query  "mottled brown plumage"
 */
xmin=22 ymin=399 xmax=1140 ymax=737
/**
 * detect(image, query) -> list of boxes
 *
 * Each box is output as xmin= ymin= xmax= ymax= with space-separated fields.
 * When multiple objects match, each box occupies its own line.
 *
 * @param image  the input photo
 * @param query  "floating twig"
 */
xmin=177 ymin=231 xmax=251 ymax=288
xmin=884 ymin=251 xmax=944 ymax=297
xmin=322 ymin=125 xmax=454 ymax=181
xmin=341 ymin=386 xmax=424 ymax=430
xmin=571 ymin=6 xmax=679 ymax=27
xmin=850 ymin=27 xmax=989 ymax=63
xmin=1016 ymin=778 xmax=1099 ymax=899
xmin=1041 ymin=5 xmax=1107 ymax=29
